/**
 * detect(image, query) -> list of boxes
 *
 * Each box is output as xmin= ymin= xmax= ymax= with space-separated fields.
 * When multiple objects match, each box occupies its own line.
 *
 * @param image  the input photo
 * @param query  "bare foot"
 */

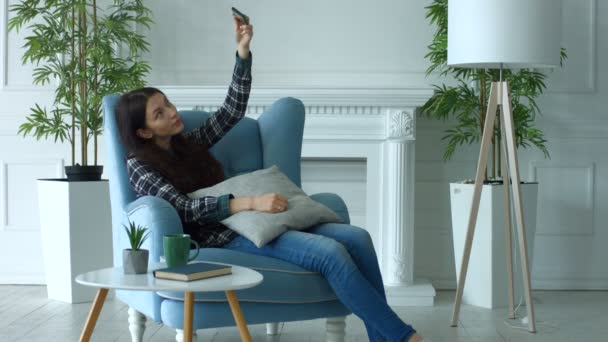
xmin=408 ymin=334 xmax=424 ymax=342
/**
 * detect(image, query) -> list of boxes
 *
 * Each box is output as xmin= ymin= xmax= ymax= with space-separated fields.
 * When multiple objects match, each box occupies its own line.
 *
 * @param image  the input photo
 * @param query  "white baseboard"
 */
xmin=0 ymin=275 xmax=46 ymax=285
xmin=421 ymin=278 xmax=608 ymax=291
xmin=532 ymin=279 xmax=608 ymax=290
xmin=385 ymin=278 xmax=436 ymax=307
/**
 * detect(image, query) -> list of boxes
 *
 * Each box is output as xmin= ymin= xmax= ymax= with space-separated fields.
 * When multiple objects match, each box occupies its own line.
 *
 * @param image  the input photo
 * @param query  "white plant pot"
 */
xmin=450 ymin=182 xmax=538 ymax=309
xmin=37 ymin=179 xmax=113 ymax=303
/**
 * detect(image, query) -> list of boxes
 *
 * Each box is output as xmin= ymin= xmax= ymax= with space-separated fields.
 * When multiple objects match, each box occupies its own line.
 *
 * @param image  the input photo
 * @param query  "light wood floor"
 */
xmin=0 ymin=286 xmax=606 ymax=341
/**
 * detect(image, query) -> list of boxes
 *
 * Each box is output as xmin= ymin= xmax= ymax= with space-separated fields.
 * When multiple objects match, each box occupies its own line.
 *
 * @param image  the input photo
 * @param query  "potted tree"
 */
xmin=9 ymin=0 xmax=153 ymax=303
xmin=123 ymin=220 xmax=150 ymax=274
xmin=420 ymin=0 xmax=566 ymax=308
xmin=9 ymin=0 xmax=152 ymax=180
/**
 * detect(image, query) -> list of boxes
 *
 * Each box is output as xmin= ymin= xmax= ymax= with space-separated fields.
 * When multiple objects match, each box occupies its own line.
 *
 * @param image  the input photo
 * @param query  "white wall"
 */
xmin=142 ymin=0 xmax=432 ymax=88
xmin=1 ymin=0 xmax=606 ymax=289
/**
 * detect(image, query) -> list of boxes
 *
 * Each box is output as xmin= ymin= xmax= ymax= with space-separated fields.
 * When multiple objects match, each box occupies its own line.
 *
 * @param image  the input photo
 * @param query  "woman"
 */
xmin=116 ymin=17 xmax=427 ymax=342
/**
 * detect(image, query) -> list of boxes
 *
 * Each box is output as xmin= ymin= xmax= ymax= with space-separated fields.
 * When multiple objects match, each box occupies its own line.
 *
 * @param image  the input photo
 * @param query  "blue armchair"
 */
xmin=103 ymin=95 xmax=352 ymax=341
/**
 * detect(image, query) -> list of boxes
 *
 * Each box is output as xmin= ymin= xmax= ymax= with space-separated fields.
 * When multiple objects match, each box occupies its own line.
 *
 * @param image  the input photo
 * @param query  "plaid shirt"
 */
xmin=126 ymin=52 xmax=252 ymax=248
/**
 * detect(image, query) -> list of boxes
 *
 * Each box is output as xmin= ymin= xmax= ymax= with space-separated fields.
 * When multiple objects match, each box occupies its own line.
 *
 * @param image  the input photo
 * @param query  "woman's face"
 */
xmin=136 ymin=93 xmax=184 ymax=146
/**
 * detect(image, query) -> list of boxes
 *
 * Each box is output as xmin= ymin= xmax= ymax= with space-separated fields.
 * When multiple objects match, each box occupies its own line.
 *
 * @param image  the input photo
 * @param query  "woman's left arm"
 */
xmin=186 ymin=21 xmax=253 ymax=147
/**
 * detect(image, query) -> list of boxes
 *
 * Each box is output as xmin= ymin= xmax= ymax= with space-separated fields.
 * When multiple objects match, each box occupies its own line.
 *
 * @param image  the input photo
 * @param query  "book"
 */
xmin=153 ymin=262 xmax=232 ymax=282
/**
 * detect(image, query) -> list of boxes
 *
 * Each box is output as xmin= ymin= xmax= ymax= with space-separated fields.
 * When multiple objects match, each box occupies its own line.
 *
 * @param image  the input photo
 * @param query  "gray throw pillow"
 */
xmin=187 ymin=165 xmax=342 ymax=247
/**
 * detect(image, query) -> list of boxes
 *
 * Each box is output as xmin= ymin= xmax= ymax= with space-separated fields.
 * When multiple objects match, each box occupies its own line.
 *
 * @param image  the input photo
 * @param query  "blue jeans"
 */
xmin=222 ymin=223 xmax=416 ymax=342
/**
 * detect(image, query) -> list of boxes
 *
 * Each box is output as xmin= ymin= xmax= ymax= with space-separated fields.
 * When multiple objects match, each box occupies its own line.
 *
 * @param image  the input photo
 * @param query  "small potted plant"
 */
xmin=123 ymin=220 xmax=150 ymax=274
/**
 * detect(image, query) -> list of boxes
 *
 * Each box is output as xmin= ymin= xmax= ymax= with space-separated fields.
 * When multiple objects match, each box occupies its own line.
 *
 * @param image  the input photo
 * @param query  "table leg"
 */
xmin=184 ymin=291 xmax=194 ymax=342
xmin=226 ymin=290 xmax=252 ymax=342
xmin=79 ymin=288 xmax=109 ymax=342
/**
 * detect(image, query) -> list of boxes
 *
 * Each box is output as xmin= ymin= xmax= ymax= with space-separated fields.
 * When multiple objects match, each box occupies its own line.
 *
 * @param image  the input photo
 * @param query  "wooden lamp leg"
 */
xmin=451 ymin=82 xmax=500 ymax=327
xmin=500 ymin=84 xmax=536 ymax=333
xmin=501 ymin=127 xmax=516 ymax=319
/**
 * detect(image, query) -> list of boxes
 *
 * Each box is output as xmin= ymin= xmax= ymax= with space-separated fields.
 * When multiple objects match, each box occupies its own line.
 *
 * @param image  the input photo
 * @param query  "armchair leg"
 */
xmin=127 ymin=307 xmax=146 ymax=342
xmin=175 ymin=329 xmax=198 ymax=342
xmin=266 ymin=322 xmax=280 ymax=335
xmin=326 ymin=316 xmax=346 ymax=342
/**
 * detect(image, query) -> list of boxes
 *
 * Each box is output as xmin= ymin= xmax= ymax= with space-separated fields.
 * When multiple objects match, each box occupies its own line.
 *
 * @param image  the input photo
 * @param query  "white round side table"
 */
xmin=75 ymin=262 xmax=263 ymax=342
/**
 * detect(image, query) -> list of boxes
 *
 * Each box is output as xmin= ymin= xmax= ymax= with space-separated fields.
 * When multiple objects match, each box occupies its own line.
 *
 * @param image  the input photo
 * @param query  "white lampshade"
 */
xmin=448 ymin=0 xmax=561 ymax=69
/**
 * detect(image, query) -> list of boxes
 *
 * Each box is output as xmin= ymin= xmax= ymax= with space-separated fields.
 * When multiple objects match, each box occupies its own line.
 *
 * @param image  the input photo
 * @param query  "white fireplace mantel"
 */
xmin=168 ymin=86 xmax=436 ymax=306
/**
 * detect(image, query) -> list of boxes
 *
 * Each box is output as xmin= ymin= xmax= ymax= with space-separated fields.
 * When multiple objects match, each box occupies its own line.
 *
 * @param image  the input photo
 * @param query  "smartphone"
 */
xmin=231 ymin=7 xmax=250 ymax=25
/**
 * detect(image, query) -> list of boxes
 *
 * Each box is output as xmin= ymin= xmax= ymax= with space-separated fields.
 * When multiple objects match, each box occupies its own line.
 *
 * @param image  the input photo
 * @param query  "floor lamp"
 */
xmin=447 ymin=0 xmax=562 ymax=333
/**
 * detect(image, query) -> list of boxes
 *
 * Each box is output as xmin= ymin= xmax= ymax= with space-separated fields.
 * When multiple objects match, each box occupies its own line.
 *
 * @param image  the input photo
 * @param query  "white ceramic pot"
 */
xmin=37 ymin=179 xmax=113 ymax=303
xmin=450 ymin=182 xmax=538 ymax=309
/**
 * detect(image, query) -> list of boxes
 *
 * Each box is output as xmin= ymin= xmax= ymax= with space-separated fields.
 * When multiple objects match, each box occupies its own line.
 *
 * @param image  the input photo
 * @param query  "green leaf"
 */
xmin=123 ymin=220 xmax=149 ymax=250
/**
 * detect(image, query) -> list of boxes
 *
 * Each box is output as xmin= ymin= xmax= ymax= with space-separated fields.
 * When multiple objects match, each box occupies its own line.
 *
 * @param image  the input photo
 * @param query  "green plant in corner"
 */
xmin=124 ymin=220 xmax=149 ymax=251
xmin=420 ymin=0 xmax=567 ymax=181
xmin=8 ymin=0 xmax=153 ymax=178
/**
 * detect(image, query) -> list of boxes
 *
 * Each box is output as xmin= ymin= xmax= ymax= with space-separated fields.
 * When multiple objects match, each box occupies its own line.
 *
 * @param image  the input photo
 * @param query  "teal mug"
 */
xmin=163 ymin=234 xmax=200 ymax=268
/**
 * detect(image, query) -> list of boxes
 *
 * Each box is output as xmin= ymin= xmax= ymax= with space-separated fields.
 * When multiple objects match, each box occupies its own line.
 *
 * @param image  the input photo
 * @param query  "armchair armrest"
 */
xmin=310 ymin=193 xmax=350 ymax=224
xmin=124 ymin=196 xmax=184 ymax=263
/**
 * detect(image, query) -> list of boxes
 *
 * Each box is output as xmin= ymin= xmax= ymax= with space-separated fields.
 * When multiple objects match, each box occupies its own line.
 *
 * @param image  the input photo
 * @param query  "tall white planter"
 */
xmin=450 ymin=183 xmax=538 ymax=309
xmin=37 ymin=180 xmax=113 ymax=303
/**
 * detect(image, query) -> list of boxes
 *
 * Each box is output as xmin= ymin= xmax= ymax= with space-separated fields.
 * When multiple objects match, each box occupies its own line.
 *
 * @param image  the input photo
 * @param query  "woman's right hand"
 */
xmin=234 ymin=18 xmax=253 ymax=59
xmin=252 ymin=193 xmax=288 ymax=213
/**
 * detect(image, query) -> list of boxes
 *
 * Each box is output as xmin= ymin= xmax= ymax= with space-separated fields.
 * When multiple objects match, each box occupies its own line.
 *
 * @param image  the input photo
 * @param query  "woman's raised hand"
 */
xmin=252 ymin=193 xmax=288 ymax=213
xmin=234 ymin=17 xmax=253 ymax=59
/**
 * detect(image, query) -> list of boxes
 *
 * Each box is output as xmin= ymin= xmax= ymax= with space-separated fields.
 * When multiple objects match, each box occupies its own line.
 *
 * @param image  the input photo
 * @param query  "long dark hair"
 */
xmin=115 ymin=87 xmax=225 ymax=193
